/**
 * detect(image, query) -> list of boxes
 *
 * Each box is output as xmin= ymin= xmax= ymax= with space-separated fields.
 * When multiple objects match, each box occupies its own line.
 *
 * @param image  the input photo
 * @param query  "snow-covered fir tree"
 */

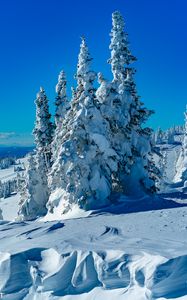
xmin=158 ymin=149 xmax=168 ymax=188
xmin=165 ymin=128 xmax=175 ymax=144
xmin=55 ymin=70 xmax=69 ymax=128
xmin=17 ymin=11 xmax=161 ymax=220
xmin=0 ymin=179 xmax=17 ymax=199
xmin=153 ymin=128 xmax=164 ymax=145
xmin=153 ymin=125 xmax=184 ymax=146
xmin=52 ymin=70 xmax=70 ymax=159
xmin=96 ymin=12 xmax=137 ymax=182
xmin=174 ymin=106 xmax=187 ymax=185
xmin=122 ymin=67 xmax=158 ymax=194
xmin=18 ymin=88 xmax=53 ymax=219
xmin=108 ymin=11 xmax=136 ymax=81
xmin=174 ymin=125 xmax=184 ymax=136
xmin=96 ymin=72 xmax=133 ymax=193
xmin=0 ymin=157 xmax=16 ymax=170
xmin=0 ymin=180 xmax=11 ymax=199
xmin=18 ymin=152 xmax=49 ymax=220
xmin=47 ymin=37 xmax=118 ymax=214
xmin=33 ymin=87 xmax=53 ymax=208
xmin=33 ymin=87 xmax=54 ymax=169
xmin=97 ymin=11 xmax=158 ymax=195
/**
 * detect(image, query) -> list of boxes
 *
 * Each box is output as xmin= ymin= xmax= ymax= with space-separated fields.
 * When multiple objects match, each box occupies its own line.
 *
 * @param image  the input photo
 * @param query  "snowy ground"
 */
xmin=1 ymin=203 xmax=187 ymax=300
xmin=1 ymin=151 xmax=187 ymax=299
xmin=0 ymin=165 xmax=16 ymax=183
xmin=0 ymin=193 xmax=20 ymax=221
xmin=0 ymin=157 xmax=27 ymax=221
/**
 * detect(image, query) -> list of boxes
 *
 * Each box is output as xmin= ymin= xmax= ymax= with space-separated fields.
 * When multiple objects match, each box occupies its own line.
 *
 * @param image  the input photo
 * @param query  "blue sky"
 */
xmin=0 ymin=0 xmax=186 ymax=145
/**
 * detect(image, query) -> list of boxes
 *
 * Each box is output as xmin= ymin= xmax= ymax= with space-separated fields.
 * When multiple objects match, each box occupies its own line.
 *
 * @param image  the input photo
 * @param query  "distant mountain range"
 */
xmin=0 ymin=146 xmax=34 ymax=158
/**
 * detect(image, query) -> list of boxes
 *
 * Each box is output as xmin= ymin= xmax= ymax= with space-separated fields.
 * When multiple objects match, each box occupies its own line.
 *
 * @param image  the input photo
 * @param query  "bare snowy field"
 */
xmin=1 ymin=204 xmax=187 ymax=300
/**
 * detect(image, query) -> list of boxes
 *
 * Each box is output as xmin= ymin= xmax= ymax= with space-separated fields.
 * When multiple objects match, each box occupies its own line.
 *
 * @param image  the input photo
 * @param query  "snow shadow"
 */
xmin=91 ymin=194 xmax=187 ymax=216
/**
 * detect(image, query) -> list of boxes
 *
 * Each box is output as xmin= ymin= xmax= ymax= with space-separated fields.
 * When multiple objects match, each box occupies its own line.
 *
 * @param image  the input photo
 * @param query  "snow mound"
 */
xmin=0 ymin=206 xmax=187 ymax=299
xmin=1 ymin=246 xmax=187 ymax=299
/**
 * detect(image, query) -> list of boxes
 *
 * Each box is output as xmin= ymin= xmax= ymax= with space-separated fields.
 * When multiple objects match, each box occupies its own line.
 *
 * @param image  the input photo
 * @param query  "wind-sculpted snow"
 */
xmin=0 ymin=208 xmax=187 ymax=299
xmin=1 ymin=244 xmax=187 ymax=300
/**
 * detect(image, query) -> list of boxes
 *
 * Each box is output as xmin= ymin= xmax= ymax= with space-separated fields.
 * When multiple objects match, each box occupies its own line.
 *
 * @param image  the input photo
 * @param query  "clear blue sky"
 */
xmin=0 ymin=0 xmax=186 ymax=145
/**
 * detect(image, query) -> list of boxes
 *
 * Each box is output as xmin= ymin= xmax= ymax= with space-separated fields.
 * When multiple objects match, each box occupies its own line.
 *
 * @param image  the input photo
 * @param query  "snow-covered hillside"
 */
xmin=0 ymin=152 xmax=187 ymax=299
xmin=0 ymin=157 xmax=27 ymax=221
xmin=154 ymin=127 xmax=184 ymax=185
xmin=1 ymin=201 xmax=187 ymax=300
xmin=0 ymin=8 xmax=187 ymax=300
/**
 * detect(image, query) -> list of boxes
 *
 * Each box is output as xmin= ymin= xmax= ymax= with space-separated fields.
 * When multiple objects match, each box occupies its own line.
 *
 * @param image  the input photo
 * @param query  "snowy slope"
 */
xmin=1 ymin=203 xmax=187 ymax=299
xmin=0 ymin=157 xmax=27 ymax=221
xmin=154 ymin=142 xmax=182 ymax=184
xmin=1 ymin=151 xmax=187 ymax=299
xmin=0 ymin=194 xmax=20 ymax=221
xmin=0 ymin=165 xmax=16 ymax=183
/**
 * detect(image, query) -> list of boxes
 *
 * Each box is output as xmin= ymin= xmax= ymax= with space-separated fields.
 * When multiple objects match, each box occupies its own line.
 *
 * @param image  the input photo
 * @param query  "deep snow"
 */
xmin=1 ymin=144 xmax=187 ymax=299
xmin=1 ymin=204 xmax=187 ymax=299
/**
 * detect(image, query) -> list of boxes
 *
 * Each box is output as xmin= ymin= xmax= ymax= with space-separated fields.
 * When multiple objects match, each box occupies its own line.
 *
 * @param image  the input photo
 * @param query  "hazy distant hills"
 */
xmin=0 ymin=146 xmax=34 ymax=158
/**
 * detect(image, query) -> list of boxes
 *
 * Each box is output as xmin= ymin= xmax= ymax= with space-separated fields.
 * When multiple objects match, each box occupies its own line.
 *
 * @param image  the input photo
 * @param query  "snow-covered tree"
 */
xmin=96 ymin=72 xmax=132 ymax=183
xmin=153 ymin=128 xmax=165 ymax=145
xmin=0 ymin=157 xmax=16 ymax=170
xmin=52 ymin=70 xmax=70 ymax=160
xmin=165 ymin=127 xmax=175 ymax=144
xmin=122 ymin=68 xmax=158 ymax=194
xmin=55 ymin=70 xmax=70 ymax=128
xmin=47 ymin=37 xmax=118 ymax=214
xmin=33 ymin=87 xmax=53 ymax=169
xmin=18 ymin=10 xmax=162 ymax=220
xmin=158 ymin=149 xmax=168 ymax=186
xmin=18 ymin=153 xmax=48 ymax=220
xmin=2 ymin=181 xmax=11 ymax=198
xmin=18 ymin=88 xmax=53 ymax=220
xmin=174 ymin=125 xmax=184 ymax=136
xmin=174 ymin=106 xmax=187 ymax=185
xmin=103 ymin=11 xmax=158 ymax=195
xmin=0 ymin=207 xmax=2 ymax=220
xmin=0 ymin=179 xmax=17 ymax=199
xmin=108 ymin=11 xmax=136 ymax=82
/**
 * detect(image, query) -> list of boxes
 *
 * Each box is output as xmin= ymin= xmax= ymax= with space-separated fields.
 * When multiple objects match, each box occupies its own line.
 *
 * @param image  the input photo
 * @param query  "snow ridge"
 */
xmin=0 ymin=216 xmax=187 ymax=300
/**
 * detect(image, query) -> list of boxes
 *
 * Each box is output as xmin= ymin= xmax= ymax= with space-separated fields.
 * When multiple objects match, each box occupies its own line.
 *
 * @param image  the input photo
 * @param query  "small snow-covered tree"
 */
xmin=47 ymin=38 xmax=118 ymax=214
xmin=18 ymin=153 xmax=48 ymax=220
xmin=165 ymin=127 xmax=175 ymax=144
xmin=0 ymin=157 xmax=16 ymax=170
xmin=174 ymin=106 xmax=187 ymax=185
xmin=52 ymin=70 xmax=70 ymax=160
xmin=153 ymin=128 xmax=164 ymax=145
xmin=0 ymin=179 xmax=17 ymax=199
xmin=158 ymin=149 xmax=168 ymax=186
xmin=33 ymin=87 xmax=53 ymax=169
xmin=3 ymin=182 xmax=11 ymax=198
xmin=55 ymin=70 xmax=70 ymax=128
xmin=33 ymin=87 xmax=53 ymax=206
xmin=18 ymin=88 xmax=53 ymax=220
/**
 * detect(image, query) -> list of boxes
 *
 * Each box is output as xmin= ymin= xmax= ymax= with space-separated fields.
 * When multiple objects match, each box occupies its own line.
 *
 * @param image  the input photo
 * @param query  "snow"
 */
xmin=0 ymin=165 xmax=16 ymax=183
xmin=0 ymin=157 xmax=27 ymax=221
xmin=0 ymin=157 xmax=187 ymax=300
xmin=46 ymin=189 xmax=92 ymax=221
xmin=0 ymin=148 xmax=187 ymax=298
xmin=0 ymin=193 xmax=20 ymax=221
xmin=0 ymin=9 xmax=187 ymax=299
xmin=1 ymin=204 xmax=187 ymax=299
